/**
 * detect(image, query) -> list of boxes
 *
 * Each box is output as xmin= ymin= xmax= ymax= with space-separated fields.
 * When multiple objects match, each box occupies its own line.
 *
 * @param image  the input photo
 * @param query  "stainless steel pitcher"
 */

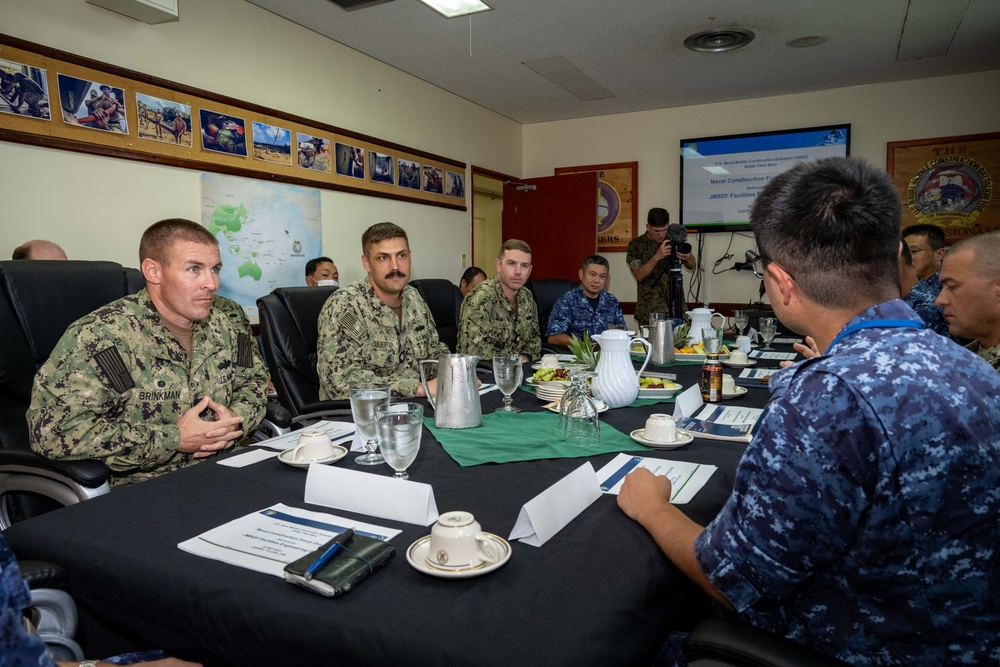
xmin=419 ymin=354 xmax=482 ymax=429
xmin=650 ymin=319 xmax=675 ymax=365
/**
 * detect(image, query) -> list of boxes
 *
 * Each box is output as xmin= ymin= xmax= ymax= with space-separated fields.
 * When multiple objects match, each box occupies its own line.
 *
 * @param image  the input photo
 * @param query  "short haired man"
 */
xmin=936 ymin=230 xmax=1000 ymax=371
xmin=28 ymin=219 xmax=269 ymax=486
xmin=545 ymin=255 xmax=625 ymax=347
xmin=618 ymin=158 xmax=1000 ymax=665
xmin=12 ymin=239 xmax=68 ymax=260
xmin=899 ymin=243 xmax=949 ymax=336
xmin=458 ymin=266 xmax=486 ymax=298
xmin=458 ymin=239 xmax=541 ymax=361
xmin=316 ymin=222 xmax=449 ymax=399
xmin=627 ymin=208 xmax=696 ymax=324
xmin=901 ymin=223 xmax=947 ymax=292
xmin=305 ymin=256 xmax=339 ymax=287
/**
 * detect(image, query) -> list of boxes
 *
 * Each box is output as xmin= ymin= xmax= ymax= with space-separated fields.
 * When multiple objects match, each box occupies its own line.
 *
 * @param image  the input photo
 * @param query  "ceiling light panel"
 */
xmin=418 ymin=0 xmax=494 ymax=19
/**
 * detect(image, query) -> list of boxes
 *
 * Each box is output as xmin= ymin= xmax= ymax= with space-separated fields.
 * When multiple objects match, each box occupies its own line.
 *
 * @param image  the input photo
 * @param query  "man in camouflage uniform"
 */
xmin=936 ymin=230 xmax=1000 ymax=371
xmin=458 ymin=239 xmax=541 ymax=361
xmin=626 ymin=208 xmax=696 ymax=325
xmin=28 ymin=219 xmax=269 ymax=487
xmin=545 ymin=255 xmax=625 ymax=347
xmin=899 ymin=243 xmax=949 ymax=336
xmin=618 ymin=158 xmax=1000 ymax=666
xmin=317 ymin=222 xmax=448 ymax=399
xmin=902 ymin=223 xmax=947 ymax=294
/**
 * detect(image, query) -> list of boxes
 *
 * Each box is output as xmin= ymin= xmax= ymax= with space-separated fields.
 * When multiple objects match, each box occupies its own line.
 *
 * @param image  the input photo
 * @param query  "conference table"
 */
xmin=5 ymin=352 xmax=784 ymax=667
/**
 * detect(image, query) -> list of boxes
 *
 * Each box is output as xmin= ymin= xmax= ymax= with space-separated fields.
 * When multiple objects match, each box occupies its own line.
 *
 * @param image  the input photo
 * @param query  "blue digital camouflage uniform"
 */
xmin=0 ymin=535 xmax=54 ymax=666
xmin=458 ymin=277 xmax=541 ymax=360
xmin=27 ymin=289 xmax=269 ymax=487
xmin=544 ymin=285 xmax=626 ymax=339
xmin=695 ymin=299 xmax=1000 ymax=665
xmin=316 ymin=278 xmax=449 ymax=399
xmin=923 ymin=270 xmax=941 ymax=294
xmin=902 ymin=277 xmax=950 ymax=336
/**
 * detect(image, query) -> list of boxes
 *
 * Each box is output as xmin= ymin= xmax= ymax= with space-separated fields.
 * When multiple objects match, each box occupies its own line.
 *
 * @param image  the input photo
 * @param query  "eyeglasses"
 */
xmin=746 ymin=250 xmax=793 ymax=281
xmin=908 ymin=247 xmax=932 ymax=255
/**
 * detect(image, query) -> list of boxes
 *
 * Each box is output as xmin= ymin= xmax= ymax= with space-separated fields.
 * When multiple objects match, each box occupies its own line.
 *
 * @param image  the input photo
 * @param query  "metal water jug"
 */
xmin=650 ymin=319 xmax=675 ymax=365
xmin=419 ymin=354 xmax=482 ymax=429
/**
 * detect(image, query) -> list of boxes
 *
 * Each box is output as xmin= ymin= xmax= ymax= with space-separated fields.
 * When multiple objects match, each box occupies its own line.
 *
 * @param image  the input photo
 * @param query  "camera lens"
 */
xmin=677 ymin=242 xmax=692 ymax=254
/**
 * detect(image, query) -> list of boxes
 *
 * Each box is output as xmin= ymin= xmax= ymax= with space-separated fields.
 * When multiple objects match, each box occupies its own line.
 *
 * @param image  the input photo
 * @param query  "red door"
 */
xmin=502 ymin=173 xmax=597 ymax=280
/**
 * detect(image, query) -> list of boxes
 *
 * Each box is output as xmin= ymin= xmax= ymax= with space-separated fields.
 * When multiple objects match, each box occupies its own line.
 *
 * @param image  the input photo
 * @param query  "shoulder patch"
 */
xmin=93 ymin=345 xmax=135 ymax=394
xmin=236 ymin=332 xmax=254 ymax=368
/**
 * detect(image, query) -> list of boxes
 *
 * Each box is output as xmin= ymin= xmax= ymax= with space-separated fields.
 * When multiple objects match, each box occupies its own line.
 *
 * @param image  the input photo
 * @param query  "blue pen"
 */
xmin=304 ymin=528 xmax=354 ymax=581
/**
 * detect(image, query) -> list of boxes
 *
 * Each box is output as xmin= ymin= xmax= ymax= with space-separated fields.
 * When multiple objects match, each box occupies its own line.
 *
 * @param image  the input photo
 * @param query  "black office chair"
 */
xmin=20 ymin=559 xmax=84 ymax=661
xmin=0 ymin=260 xmax=128 ymax=528
xmin=526 ymin=278 xmax=577 ymax=354
xmin=409 ymin=278 xmax=462 ymax=352
xmin=257 ymin=286 xmax=352 ymax=424
xmin=684 ymin=618 xmax=850 ymax=666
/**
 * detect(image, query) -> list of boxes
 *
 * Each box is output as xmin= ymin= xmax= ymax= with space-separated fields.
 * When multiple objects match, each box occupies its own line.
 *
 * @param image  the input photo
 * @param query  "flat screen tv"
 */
xmin=679 ymin=124 xmax=851 ymax=232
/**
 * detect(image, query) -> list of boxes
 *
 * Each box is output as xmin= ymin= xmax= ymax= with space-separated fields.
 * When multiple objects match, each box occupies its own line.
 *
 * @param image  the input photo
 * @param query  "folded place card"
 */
xmin=217 ymin=448 xmax=280 ymax=468
xmin=508 ymin=462 xmax=601 ymax=547
xmin=304 ymin=465 xmax=439 ymax=526
xmin=673 ymin=384 xmax=704 ymax=420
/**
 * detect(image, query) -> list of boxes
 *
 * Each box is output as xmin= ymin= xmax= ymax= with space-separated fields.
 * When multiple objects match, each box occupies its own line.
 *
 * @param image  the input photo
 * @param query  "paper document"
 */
xmin=217 ymin=448 xmax=279 ymax=468
xmin=305 ymin=465 xmax=439 ymax=526
xmin=749 ymin=350 xmax=797 ymax=361
xmin=509 ymin=462 xmax=601 ymax=547
xmin=771 ymin=337 xmax=803 ymax=345
xmin=595 ymin=453 xmax=717 ymax=504
xmin=675 ymin=404 xmax=763 ymax=443
xmin=177 ymin=503 xmax=400 ymax=577
xmin=251 ymin=420 xmax=356 ymax=452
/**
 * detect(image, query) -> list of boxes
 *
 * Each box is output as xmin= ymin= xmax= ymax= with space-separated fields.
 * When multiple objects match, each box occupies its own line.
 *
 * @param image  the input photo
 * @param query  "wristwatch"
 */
xmin=79 ymin=661 xmax=99 ymax=667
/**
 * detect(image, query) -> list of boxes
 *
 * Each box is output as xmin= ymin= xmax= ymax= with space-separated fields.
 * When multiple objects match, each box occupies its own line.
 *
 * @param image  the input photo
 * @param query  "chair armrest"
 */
xmin=264 ymin=400 xmax=293 ymax=429
xmin=18 ymin=561 xmax=68 ymax=590
xmin=290 ymin=399 xmax=354 ymax=425
xmin=684 ymin=619 xmax=849 ymax=667
xmin=0 ymin=450 xmax=109 ymax=488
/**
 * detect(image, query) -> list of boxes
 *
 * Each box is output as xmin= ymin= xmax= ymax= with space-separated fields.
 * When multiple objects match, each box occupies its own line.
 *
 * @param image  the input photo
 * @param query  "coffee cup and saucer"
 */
xmin=630 ymin=414 xmax=693 ymax=449
xmin=722 ymin=349 xmax=756 ymax=368
xmin=406 ymin=511 xmax=511 ymax=579
xmin=278 ymin=430 xmax=348 ymax=468
xmin=721 ymin=374 xmax=748 ymax=399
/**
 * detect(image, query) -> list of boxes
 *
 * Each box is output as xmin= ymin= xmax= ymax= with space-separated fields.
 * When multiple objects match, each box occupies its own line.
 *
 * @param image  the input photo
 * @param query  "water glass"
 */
xmin=376 ymin=402 xmax=423 ymax=480
xmin=349 ymin=382 xmax=390 ymax=465
xmin=734 ymin=310 xmax=749 ymax=336
xmin=759 ymin=317 xmax=778 ymax=350
xmin=702 ymin=327 xmax=724 ymax=355
xmin=493 ymin=354 xmax=523 ymax=413
xmin=559 ymin=368 xmax=600 ymax=446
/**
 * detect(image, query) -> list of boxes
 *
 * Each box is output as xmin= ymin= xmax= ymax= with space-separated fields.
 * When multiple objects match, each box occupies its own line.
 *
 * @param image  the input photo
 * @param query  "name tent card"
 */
xmin=673 ymin=384 xmax=704 ymax=420
xmin=305 ymin=465 xmax=439 ymax=526
xmin=509 ymin=462 xmax=602 ymax=547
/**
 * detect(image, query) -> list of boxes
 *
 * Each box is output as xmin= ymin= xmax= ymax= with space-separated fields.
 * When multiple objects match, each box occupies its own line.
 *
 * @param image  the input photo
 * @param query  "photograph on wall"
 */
xmin=398 ymin=158 xmax=420 ymax=190
xmin=888 ymin=132 xmax=999 ymax=243
xmin=200 ymin=109 xmax=247 ymax=156
xmin=422 ymin=165 xmax=443 ymax=194
xmin=296 ymin=133 xmax=331 ymax=173
xmin=370 ymin=151 xmax=394 ymax=185
xmin=136 ymin=93 xmax=191 ymax=147
xmin=251 ymin=121 xmax=291 ymax=166
xmin=555 ymin=161 xmax=638 ymax=252
xmin=57 ymin=73 xmax=127 ymax=134
xmin=446 ymin=171 xmax=465 ymax=199
xmin=335 ymin=142 xmax=364 ymax=179
xmin=0 ymin=59 xmax=50 ymax=120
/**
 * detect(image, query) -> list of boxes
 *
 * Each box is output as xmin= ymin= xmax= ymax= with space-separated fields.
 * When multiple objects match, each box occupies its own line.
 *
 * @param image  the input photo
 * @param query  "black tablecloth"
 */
xmin=5 ymin=362 xmax=778 ymax=667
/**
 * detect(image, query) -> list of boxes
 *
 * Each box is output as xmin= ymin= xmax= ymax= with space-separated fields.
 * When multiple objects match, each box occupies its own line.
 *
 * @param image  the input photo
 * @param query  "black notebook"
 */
xmin=283 ymin=533 xmax=396 ymax=597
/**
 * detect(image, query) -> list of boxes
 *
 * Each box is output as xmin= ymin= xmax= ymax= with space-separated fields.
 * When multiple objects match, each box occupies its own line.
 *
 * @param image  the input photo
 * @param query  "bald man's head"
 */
xmin=12 ymin=240 xmax=68 ymax=260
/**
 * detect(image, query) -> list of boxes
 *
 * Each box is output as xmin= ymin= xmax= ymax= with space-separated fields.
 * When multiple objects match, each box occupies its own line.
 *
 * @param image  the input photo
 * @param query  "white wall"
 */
xmin=1 ymin=0 xmax=522 ymax=286
xmin=523 ymin=70 xmax=1000 ymax=316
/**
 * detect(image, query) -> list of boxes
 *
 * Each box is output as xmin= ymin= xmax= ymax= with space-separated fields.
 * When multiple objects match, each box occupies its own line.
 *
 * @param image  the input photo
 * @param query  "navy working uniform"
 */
xmin=545 ymin=285 xmax=626 ymax=340
xmin=902 ymin=277 xmax=949 ymax=337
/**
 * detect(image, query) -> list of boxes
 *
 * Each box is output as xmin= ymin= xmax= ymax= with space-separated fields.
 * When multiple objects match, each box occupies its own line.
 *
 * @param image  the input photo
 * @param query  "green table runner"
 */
xmin=424 ymin=411 xmax=645 ymax=467
xmin=519 ymin=384 xmax=676 ymax=407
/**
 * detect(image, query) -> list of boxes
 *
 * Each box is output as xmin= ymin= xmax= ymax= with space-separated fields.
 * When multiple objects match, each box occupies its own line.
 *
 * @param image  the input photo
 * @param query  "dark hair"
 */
xmin=900 ymin=242 xmax=913 ymax=268
xmin=306 ymin=256 xmax=334 ymax=277
xmin=901 ymin=223 xmax=946 ymax=250
xmin=647 ymin=208 xmax=669 ymax=228
xmin=460 ymin=266 xmax=486 ymax=285
xmin=139 ymin=218 xmax=217 ymax=264
xmin=362 ymin=222 xmax=408 ymax=257
xmin=581 ymin=255 xmax=609 ymax=271
xmin=11 ymin=244 xmax=29 ymax=260
xmin=750 ymin=157 xmax=901 ymax=309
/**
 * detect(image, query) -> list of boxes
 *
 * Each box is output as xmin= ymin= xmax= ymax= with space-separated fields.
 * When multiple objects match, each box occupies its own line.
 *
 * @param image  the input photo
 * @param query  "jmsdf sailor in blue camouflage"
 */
xmin=27 ymin=219 xmax=269 ymax=487
xmin=317 ymin=222 xmax=449 ymax=400
xmin=617 ymin=158 xmax=1000 ymax=665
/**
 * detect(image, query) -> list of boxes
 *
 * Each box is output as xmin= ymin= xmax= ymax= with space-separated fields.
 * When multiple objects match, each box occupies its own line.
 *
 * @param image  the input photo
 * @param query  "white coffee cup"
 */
xmin=722 ymin=374 xmax=737 ymax=394
xmin=540 ymin=354 xmax=560 ymax=369
xmin=427 ymin=511 xmax=500 ymax=569
xmin=729 ymin=350 xmax=749 ymax=364
xmin=643 ymin=413 xmax=677 ymax=443
xmin=735 ymin=335 xmax=752 ymax=353
xmin=291 ymin=430 xmax=335 ymax=462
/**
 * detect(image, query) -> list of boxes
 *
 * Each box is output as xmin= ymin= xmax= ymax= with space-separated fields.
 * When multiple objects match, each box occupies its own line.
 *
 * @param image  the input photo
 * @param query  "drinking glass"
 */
xmin=493 ymin=354 xmax=523 ymax=413
xmin=375 ymin=402 xmax=423 ymax=480
xmin=559 ymin=368 xmax=600 ymax=446
xmin=759 ymin=317 xmax=777 ymax=351
xmin=349 ymin=382 xmax=390 ymax=465
xmin=702 ymin=327 xmax=723 ymax=355
xmin=734 ymin=309 xmax=749 ymax=337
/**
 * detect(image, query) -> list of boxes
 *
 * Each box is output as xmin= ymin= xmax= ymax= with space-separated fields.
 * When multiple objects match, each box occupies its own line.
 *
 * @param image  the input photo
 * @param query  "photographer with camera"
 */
xmin=627 ymin=208 xmax=696 ymax=323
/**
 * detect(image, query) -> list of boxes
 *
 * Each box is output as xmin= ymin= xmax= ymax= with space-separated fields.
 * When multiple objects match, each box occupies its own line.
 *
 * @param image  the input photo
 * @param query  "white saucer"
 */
xmin=722 ymin=386 xmax=748 ymax=399
xmin=277 ymin=445 xmax=348 ymax=468
xmin=722 ymin=359 xmax=757 ymax=368
xmin=544 ymin=401 xmax=609 ymax=414
xmin=629 ymin=429 xmax=694 ymax=449
xmin=406 ymin=533 xmax=511 ymax=579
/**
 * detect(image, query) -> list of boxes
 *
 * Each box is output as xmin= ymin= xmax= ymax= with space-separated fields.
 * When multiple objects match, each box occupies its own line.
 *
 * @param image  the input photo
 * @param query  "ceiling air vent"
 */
xmin=684 ymin=29 xmax=755 ymax=53
xmin=325 ymin=0 xmax=395 ymax=11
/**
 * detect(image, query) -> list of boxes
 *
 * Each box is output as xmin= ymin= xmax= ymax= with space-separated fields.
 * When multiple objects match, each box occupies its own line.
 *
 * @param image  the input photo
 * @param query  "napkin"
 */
xmin=509 ymin=462 xmax=602 ymax=547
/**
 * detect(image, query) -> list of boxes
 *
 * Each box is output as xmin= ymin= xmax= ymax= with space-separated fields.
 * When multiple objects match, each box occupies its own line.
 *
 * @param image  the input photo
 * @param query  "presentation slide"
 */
xmin=680 ymin=126 xmax=849 ymax=231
